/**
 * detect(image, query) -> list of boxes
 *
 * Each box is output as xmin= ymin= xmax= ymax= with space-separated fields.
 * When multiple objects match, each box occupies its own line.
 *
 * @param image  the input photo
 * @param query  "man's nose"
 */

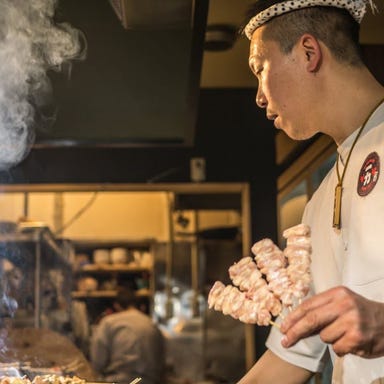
xmin=256 ymin=88 xmax=267 ymax=108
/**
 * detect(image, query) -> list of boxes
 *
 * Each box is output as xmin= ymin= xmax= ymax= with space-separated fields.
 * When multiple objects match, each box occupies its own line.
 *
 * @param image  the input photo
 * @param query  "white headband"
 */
xmin=244 ymin=0 xmax=372 ymax=39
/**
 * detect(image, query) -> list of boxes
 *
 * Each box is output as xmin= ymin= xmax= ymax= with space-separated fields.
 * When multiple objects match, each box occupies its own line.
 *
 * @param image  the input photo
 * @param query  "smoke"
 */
xmin=0 ymin=0 xmax=84 ymax=171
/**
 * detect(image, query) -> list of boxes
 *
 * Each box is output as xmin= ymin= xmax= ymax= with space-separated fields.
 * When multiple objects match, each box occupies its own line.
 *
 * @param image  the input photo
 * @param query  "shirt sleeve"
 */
xmin=90 ymin=321 xmax=111 ymax=373
xmin=265 ymin=204 xmax=328 ymax=373
xmin=266 ymin=322 xmax=328 ymax=373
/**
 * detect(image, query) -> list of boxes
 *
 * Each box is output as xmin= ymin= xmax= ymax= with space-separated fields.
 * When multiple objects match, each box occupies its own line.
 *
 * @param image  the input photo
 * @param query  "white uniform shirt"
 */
xmin=266 ymin=103 xmax=384 ymax=384
xmin=90 ymin=308 xmax=165 ymax=384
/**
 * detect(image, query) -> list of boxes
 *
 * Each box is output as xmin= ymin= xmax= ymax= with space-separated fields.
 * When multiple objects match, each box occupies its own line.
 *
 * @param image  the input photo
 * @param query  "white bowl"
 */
xmin=93 ymin=248 xmax=110 ymax=264
xmin=110 ymin=247 xmax=128 ymax=264
xmin=77 ymin=277 xmax=98 ymax=291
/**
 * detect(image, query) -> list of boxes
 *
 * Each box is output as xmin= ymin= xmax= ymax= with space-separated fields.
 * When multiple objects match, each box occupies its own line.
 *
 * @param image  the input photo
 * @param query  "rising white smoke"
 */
xmin=0 ymin=0 xmax=84 ymax=170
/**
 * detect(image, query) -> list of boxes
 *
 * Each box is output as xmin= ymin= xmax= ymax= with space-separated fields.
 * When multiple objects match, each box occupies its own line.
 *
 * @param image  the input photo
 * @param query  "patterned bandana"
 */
xmin=244 ymin=0 xmax=372 ymax=39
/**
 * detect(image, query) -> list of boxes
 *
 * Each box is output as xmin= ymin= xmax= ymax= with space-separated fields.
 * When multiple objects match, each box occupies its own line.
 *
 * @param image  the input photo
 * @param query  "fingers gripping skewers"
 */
xmin=208 ymin=224 xmax=312 ymax=327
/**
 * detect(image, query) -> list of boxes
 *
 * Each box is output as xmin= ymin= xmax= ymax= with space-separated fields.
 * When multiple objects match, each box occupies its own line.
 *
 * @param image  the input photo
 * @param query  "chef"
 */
xmin=90 ymin=287 xmax=165 ymax=384
xmin=237 ymin=0 xmax=384 ymax=382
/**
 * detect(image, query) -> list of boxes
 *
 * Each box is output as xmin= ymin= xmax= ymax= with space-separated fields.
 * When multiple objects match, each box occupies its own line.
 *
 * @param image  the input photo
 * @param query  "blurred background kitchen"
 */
xmin=0 ymin=0 xmax=383 ymax=383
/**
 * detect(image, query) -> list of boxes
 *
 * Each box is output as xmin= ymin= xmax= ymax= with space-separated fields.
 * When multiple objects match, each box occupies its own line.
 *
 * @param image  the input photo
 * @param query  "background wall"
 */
xmin=2 ymin=88 xmax=278 ymax=243
xmin=0 ymin=191 xmax=241 ymax=241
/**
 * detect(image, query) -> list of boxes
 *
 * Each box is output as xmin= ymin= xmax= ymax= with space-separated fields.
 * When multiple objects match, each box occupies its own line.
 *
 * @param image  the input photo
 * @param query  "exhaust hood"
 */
xmin=108 ymin=0 xmax=194 ymax=30
xmin=34 ymin=0 xmax=209 ymax=147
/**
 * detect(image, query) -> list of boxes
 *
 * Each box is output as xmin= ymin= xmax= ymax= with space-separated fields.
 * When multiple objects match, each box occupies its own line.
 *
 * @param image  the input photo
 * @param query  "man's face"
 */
xmin=248 ymin=26 xmax=318 ymax=140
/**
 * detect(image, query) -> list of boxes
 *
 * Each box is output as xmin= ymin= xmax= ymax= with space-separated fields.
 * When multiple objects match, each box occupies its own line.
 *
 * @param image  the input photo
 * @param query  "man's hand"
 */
xmin=280 ymin=286 xmax=384 ymax=358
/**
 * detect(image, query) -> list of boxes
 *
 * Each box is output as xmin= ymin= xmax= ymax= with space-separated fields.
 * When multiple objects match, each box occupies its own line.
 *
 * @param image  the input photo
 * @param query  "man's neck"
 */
xmin=322 ymin=68 xmax=384 ymax=145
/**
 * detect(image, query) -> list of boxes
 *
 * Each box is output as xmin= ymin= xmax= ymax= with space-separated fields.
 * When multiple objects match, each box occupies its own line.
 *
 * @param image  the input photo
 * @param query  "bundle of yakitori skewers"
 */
xmin=0 ymin=376 xmax=85 ymax=384
xmin=208 ymin=223 xmax=311 ymax=326
xmin=0 ymin=377 xmax=141 ymax=384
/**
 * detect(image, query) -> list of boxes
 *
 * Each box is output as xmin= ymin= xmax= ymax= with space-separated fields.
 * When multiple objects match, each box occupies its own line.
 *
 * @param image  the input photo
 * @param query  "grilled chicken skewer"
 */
xmin=208 ymin=224 xmax=312 ymax=326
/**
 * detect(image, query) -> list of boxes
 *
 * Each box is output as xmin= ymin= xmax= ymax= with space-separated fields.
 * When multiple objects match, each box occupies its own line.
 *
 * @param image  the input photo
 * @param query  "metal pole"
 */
xmin=34 ymin=231 xmax=42 ymax=328
xmin=165 ymin=192 xmax=174 ymax=319
xmin=23 ymin=192 xmax=29 ymax=219
xmin=191 ymin=210 xmax=199 ymax=317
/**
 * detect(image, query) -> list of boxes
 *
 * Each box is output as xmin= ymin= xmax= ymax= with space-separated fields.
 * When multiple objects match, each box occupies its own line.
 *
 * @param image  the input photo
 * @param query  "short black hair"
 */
xmin=115 ymin=286 xmax=138 ymax=308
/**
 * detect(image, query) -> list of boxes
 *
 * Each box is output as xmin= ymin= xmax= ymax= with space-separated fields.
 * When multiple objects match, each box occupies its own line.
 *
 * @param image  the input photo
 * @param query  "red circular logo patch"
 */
xmin=357 ymin=152 xmax=380 ymax=196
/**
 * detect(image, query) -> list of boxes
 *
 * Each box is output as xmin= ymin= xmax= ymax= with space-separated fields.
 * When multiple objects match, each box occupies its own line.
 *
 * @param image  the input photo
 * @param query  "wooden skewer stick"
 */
xmin=129 ymin=378 xmax=142 ymax=384
xmin=269 ymin=320 xmax=280 ymax=329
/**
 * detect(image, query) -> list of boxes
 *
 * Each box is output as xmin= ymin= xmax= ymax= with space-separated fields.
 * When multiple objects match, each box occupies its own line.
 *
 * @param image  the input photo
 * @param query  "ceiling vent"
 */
xmin=109 ymin=0 xmax=194 ymax=29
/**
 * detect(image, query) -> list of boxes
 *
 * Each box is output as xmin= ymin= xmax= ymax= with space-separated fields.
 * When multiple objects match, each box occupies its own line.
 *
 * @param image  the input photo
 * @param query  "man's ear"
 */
xmin=300 ymin=34 xmax=322 ymax=73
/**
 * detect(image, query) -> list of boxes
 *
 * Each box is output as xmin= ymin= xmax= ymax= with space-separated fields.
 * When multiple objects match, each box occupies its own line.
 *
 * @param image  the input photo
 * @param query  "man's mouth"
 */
xmin=267 ymin=113 xmax=278 ymax=121
xmin=267 ymin=114 xmax=280 ymax=129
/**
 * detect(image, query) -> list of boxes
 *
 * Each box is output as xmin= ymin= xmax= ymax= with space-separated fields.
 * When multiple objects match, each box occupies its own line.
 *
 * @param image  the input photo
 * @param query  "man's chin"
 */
xmin=279 ymin=129 xmax=299 ymax=140
xmin=281 ymin=127 xmax=317 ymax=141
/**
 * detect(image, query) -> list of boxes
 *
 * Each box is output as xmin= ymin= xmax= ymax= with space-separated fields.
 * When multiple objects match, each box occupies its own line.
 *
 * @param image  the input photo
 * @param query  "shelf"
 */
xmin=72 ymin=289 xmax=151 ymax=299
xmin=72 ymin=238 xmax=156 ymax=250
xmin=71 ymin=238 xmax=155 ymax=324
xmin=77 ymin=263 xmax=151 ymax=273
